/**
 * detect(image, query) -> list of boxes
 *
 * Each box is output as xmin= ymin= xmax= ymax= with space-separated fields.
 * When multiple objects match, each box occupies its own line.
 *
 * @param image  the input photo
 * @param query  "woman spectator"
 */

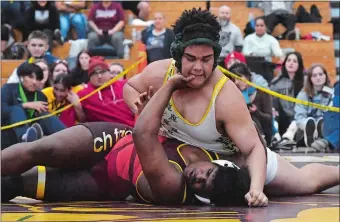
xmin=55 ymin=1 xmax=87 ymax=40
xmin=229 ymin=63 xmax=273 ymax=145
xmin=48 ymin=60 xmax=70 ymax=87
xmin=1 ymin=63 xmax=65 ymax=148
xmin=34 ymin=59 xmax=50 ymax=89
xmin=25 ymin=1 xmax=63 ymax=51
xmin=270 ymin=52 xmax=305 ymax=136
xmin=109 ymin=62 xmax=125 ymax=80
xmin=70 ymin=50 xmax=91 ymax=86
xmin=87 ymin=1 xmax=125 ymax=58
xmin=242 ymin=17 xmax=283 ymax=61
xmin=141 ymin=12 xmax=175 ymax=64
xmin=42 ymin=74 xmax=80 ymax=127
xmin=293 ymin=64 xmax=333 ymax=148
xmin=46 ymin=60 xmax=83 ymax=94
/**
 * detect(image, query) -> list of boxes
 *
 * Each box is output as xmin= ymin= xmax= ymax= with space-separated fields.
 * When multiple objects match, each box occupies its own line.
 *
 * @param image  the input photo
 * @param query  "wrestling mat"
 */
xmin=2 ymin=153 xmax=339 ymax=222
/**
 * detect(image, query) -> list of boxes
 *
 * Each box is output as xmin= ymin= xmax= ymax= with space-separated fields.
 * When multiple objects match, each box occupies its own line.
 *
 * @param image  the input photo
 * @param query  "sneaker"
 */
xmin=304 ymin=118 xmax=316 ymax=147
xmin=31 ymin=123 xmax=44 ymax=139
xmin=22 ymin=127 xmax=38 ymax=143
xmin=286 ymin=30 xmax=296 ymax=40
xmin=316 ymin=118 xmax=323 ymax=139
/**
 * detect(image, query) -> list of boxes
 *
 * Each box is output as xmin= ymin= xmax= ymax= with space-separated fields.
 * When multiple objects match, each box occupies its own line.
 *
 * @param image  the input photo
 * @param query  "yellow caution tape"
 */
xmin=218 ymin=65 xmax=340 ymax=113
xmin=1 ymin=57 xmax=146 ymax=130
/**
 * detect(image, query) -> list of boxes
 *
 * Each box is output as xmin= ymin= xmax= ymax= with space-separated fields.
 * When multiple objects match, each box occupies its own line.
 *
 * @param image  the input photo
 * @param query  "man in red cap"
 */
xmin=74 ymin=56 xmax=135 ymax=127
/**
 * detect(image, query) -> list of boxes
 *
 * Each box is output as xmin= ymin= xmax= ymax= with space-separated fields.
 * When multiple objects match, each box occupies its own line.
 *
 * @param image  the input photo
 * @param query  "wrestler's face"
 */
xmin=181 ymin=45 xmax=215 ymax=88
xmin=183 ymin=161 xmax=218 ymax=198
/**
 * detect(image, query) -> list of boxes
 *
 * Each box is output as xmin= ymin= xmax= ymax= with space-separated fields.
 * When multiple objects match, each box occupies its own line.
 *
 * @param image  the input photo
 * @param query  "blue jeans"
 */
xmin=60 ymin=13 xmax=87 ymax=39
xmin=3 ymin=106 xmax=66 ymax=144
xmin=323 ymin=82 xmax=339 ymax=150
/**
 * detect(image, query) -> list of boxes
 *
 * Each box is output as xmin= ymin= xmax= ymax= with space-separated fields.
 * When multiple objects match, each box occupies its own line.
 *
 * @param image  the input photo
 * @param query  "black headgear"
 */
xmin=170 ymin=23 xmax=222 ymax=72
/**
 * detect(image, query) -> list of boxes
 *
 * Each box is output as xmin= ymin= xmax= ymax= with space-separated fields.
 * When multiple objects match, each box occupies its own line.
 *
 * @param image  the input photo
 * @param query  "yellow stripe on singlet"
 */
xmin=170 ymin=75 xmax=228 ymax=126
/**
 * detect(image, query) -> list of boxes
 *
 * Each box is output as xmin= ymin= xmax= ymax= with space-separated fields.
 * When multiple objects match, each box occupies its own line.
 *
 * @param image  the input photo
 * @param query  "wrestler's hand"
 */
xmin=245 ymin=190 xmax=268 ymax=207
xmin=168 ymin=73 xmax=195 ymax=90
xmin=134 ymin=86 xmax=154 ymax=115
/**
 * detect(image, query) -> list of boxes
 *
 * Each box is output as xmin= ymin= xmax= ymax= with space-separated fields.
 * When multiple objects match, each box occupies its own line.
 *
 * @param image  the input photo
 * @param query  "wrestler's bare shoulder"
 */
xmin=215 ymin=73 xmax=249 ymax=120
xmin=128 ymin=59 xmax=173 ymax=91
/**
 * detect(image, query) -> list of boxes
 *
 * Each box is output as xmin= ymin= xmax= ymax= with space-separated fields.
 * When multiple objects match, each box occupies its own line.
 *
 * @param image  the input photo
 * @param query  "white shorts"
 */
xmin=265 ymin=148 xmax=278 ymax=185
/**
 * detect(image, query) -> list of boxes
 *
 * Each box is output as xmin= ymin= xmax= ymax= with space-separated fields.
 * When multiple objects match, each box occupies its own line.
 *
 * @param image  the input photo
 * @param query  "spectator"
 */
xmin=34 ymin=59 xmax=50 ymax=89
xmin=224 ymin=52 xmax=269 ymax=88
xmin=141 ymin=12 xmax=175 ymax=64
xmin=109 ymin=62 xmax=125 ymax=80
xmin=293 ymin=64 xmax=333 ymax=147
xmin=270 ymin=52 xmax=305 ymax=136
xmin=55 ymin=1 xmax=88 ymax=40
xmin=1 ymin=1 xmax=31 ymax=58
xmin=7 ymin=31 xmax=58 ymax=84
xmin=229 ymin=63 xmax=273 ymax=145
xmin=75 ymin=56 xmax=135 ymax=127
xmin=1 ymin=63 xmax=65 ymax=148
xmin=243 ymin=17 xmax=284 ymax=61
xmin=313 ymin=80 xmax=339 ymax=151
xmin=42 ymin=74 xmax=80 ymax=127
xmin=120 ymin=1 xmax=150 ymax=21
xmin=258 ymin=1 xmax=296 ymax=40
xmin=87 ymin=1 xmax=125 ymax=58
xmin=48 ymin=60 xmax=70 ymax=87
xmin=25 ymin=1 xmax=63 ymax=50
xmin=70 ymin=50 xmax=91 ymax=86
xmin=217 ymin=6 xmax=243 ymax=61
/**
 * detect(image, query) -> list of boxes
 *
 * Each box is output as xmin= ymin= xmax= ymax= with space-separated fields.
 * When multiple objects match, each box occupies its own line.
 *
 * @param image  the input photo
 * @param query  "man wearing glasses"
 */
xmin=73 ymin=56 xmax=135 ymax=127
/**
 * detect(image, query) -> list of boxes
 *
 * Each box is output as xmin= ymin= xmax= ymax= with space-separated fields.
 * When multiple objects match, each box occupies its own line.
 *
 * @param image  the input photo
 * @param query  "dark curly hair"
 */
xmin=172 ymin=8 xmax=221 ymax=42
xmin=209 ymin=165 xmax=251 ymax=206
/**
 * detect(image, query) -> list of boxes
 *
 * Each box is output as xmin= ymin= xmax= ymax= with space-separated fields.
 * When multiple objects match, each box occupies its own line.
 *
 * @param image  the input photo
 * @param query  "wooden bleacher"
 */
xmin=2 ymin=1 xmax=336 ymax=84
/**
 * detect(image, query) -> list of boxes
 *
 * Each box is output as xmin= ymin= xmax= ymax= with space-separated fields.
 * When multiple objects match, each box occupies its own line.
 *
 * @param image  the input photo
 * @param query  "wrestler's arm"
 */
xmin=123 ymin=60 xmax=169 ymax=114
xmin=133 ymin=82 xmax=184 ymax=204
xmin=218 ymin=81 xmax=267 ymax=203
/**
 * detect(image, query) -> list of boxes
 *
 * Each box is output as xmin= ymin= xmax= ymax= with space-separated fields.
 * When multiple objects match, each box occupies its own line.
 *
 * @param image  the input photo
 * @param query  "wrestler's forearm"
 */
xmin=135 ymin=83 xmax=174 ymax=135
xmin=123 ymin=83 xmax=141 ymax=114
xmin=246 ymin=143 xmax=267 ymax=191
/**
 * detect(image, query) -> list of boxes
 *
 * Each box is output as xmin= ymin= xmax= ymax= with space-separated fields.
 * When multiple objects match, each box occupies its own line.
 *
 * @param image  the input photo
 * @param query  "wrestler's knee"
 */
xmin=26 ymin=137 xmax=54 ymax=162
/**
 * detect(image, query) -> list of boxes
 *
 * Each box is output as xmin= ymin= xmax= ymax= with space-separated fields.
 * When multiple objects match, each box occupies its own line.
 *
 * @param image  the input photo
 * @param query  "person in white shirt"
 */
xmin=242 ymin=17 xmax=283 ymax=62
xmin=258 ymin=1 xmax=296 ymax=40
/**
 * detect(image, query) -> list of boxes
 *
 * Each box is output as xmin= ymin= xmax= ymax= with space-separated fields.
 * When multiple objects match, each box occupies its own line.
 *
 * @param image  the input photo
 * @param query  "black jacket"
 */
xmin=25 ymin=1 xmax=60 ymax=33
xmin=1 ymin=83 xmax=47 ymax=121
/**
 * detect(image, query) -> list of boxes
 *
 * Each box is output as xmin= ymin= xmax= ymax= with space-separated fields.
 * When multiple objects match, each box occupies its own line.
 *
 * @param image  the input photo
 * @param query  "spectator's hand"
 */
xmin=272 ymin=108 xmax=279 ymax=117
xmin=23 ymin=101 xmax=48 ymax=113
xmin=67 ymin=91 xmax=80 ymax=105
xmin=134 ymin=86 xmax=154 ymax=115
xmin=97 ymin=29 xmax=103 ymax=36
xmin=108 ymin=29 xmax=115 ymax=35
xmin=245 ymin=190 xmax=268 ymax=207
xmin=4 ymin=24 xmax=12 ymax=30
xmin=249 ymin=104 xmax=257 ymax=113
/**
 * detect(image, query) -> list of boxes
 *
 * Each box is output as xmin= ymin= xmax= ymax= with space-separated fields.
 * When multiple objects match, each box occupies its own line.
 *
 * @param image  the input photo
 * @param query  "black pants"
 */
xmin=1 ymin=25 xmax=10 ymax=41
xmin=266 ymin=13 xmax=296 ymax=34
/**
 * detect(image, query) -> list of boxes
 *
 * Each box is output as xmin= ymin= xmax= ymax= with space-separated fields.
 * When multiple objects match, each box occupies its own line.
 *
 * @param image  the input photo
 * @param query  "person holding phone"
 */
xmin=87 ymin=1 xmax=125 ymax=58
